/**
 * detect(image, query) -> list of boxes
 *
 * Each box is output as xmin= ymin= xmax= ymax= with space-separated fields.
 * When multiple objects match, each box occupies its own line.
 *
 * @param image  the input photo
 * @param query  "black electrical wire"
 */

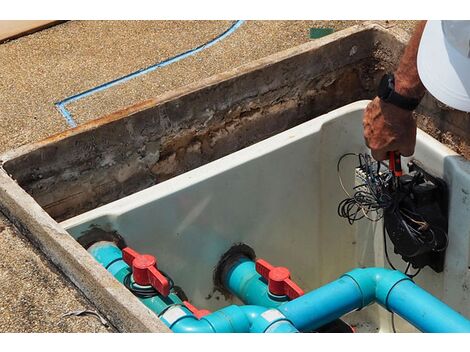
xmin=390 ymin=257 xmax=422 ymax=333
xmin=123 ymin=270 xmax=174 ymax=298
xmin=391 ymin=312 xmax=397 ymax=333
xmin=339 ymin=152 xmax=446 ymax=258
xmin=337 ymin=153 xmax=393 ymax=224
xmin=383 ymin=221 xmax=397 ymax=271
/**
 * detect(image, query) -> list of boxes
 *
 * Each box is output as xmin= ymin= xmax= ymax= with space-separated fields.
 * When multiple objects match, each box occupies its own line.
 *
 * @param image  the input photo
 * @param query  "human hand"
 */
xmin=363 ymin=97 xmax=417 ymax=161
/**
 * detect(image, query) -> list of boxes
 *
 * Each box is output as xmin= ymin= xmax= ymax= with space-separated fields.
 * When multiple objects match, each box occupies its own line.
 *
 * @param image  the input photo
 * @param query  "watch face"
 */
xmin=378 ymin=74 xmax=392 ymax=100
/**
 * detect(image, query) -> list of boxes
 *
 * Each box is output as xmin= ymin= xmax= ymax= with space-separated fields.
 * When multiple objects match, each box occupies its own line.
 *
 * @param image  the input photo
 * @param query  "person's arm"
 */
xmin=363 ymin=21 xmax=427 ymax=161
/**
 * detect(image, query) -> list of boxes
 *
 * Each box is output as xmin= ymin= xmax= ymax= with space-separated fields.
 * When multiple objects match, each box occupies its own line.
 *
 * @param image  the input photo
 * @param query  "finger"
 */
xmin=399 ymin=146 xmax=415 ymax=157
xmin=371 ymin=148 xmax=388 ymax=161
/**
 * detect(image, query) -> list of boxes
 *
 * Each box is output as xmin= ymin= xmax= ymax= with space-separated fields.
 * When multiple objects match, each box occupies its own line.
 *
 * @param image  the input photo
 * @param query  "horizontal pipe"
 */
xmin=162 ymin=304 xmax=298 ymax=333
xmin=278 ymin=275 xmax=363 ymax=331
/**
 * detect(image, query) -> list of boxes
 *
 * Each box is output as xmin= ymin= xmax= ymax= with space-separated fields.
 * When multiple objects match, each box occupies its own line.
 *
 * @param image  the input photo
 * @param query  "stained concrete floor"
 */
xmin=0 ymin=20 xmax=417 ymax=332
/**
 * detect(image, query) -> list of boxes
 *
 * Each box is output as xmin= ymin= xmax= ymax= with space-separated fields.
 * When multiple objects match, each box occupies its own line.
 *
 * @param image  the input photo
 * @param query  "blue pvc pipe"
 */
xmin=88 ymin=242 xmax=184 ymax=316
xmin=278 ymin=267 xmax=470 ymax=333
xmin=224 ymin=257 xmax=288 ymax=307
xmin=89 ymin=242 xmax=470 ymax=333
xmin=386 ymin=279 xmax=470 ymax=333
xmin=344 ymin=268 xmax=470 ymax=333
xmin=278 ymin=275 xmax=363 ymax=331
xmin=163 ymin=304 xmax=298 ymax=333
xmin=88 ymin=242 xmax=298 ymax=333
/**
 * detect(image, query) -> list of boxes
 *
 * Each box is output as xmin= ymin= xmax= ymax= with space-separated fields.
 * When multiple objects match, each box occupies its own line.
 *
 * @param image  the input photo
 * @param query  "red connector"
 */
xmin=183 ymin=301 xmax=211 ymax=319
xmin=388 ymin=151 xmax=403 ymax=177
xmin=255 ymin=259 xmax=304 ymax=299
xmin=122 ymin=247 xmax=170 ymax=297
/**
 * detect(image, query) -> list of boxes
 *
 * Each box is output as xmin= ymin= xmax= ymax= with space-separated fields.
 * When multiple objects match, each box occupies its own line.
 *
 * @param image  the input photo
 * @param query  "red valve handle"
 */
xmin=183 ymin=301 xmax=211 ymax=319
xmin=255 ymin=259 xmax=304 ymax=299
xmin=122 ymin=247 xmax=170 ymax=297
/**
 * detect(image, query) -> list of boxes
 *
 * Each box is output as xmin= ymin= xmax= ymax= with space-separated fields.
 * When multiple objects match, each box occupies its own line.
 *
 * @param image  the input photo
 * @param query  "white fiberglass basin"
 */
xmin=62 ymin=101 xmax=470 ymax=332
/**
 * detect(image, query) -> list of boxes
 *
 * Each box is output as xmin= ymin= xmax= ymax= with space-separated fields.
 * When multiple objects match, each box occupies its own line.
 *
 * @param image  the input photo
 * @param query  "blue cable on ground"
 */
xmin=55 ymin=20 xmax=245 ymax=128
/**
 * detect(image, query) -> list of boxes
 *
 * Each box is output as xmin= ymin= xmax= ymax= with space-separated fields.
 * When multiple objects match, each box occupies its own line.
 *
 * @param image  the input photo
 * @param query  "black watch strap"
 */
xmin=378 ymin=73 xmax=421 ymax=111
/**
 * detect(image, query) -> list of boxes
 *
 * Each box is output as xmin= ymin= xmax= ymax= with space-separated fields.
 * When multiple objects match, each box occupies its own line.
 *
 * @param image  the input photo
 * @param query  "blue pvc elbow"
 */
xmin=279 ymin=267 xmax=470 ymax=333
xmin=343 ymin=267 xmax=470 ymax=332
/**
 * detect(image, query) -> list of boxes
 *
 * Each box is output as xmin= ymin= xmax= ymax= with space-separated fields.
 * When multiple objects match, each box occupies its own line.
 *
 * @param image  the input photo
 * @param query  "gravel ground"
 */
xmin=0 ymin=20 xmax=232 ymax=154
xmin=0 ymin=215 xmax=112 ymax=332
xmin=69 ymin=20 xmax=364 ymax=124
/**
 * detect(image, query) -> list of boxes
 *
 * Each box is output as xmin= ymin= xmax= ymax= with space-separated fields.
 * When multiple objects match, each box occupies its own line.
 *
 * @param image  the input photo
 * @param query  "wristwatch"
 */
xmin=377 ymin=73 xmax=421 ymax=111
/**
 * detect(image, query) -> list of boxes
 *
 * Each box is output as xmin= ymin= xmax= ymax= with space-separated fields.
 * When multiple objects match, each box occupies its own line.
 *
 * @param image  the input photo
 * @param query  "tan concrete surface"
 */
xmin=0 ymin=214 xmax=112 ymax=332
xmin=69 ymin=20 xmax=363 ymax=124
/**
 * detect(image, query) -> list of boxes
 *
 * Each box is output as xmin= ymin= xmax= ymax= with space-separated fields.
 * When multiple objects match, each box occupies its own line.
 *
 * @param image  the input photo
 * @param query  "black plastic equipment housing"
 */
xmin=384 ymin=160 xmax=448 ymax=272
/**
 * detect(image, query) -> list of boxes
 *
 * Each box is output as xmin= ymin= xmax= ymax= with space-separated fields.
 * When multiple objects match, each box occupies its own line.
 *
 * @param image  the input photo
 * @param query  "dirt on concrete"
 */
xmin=0 ymin=214 xmax=112 ymax=332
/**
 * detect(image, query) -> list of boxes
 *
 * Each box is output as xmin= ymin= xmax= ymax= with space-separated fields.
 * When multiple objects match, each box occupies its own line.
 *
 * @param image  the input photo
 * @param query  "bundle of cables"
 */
xmin=337 ymin=153 xmax=394 ymax=224
xmin=336 ymin=152 xmax=448 ymax=276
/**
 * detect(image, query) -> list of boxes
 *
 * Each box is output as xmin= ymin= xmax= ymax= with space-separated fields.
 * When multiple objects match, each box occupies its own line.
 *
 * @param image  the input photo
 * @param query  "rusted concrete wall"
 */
xmin=1 ymin=23 xmax=405 ymax=222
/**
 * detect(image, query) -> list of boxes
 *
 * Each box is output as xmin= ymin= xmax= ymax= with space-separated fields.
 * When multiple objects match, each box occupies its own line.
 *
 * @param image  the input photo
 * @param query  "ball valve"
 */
xmin=122 ymin=247 xmax=170 ymax=297
xmin=255 ymin=259 xmax=304 ymax=299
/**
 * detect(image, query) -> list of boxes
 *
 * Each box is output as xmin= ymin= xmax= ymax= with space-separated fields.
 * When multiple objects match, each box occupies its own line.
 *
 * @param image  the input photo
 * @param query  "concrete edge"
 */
xmin=0 ymin=167 xmax=170 ymax=332
xmin=0 ymin=21 xmax=391 ymax=164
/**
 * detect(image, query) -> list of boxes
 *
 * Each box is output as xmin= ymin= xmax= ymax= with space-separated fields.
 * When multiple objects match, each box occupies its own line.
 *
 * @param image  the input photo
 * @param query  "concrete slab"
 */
xmin=0 ymin=214 xmax=112 ymax=332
